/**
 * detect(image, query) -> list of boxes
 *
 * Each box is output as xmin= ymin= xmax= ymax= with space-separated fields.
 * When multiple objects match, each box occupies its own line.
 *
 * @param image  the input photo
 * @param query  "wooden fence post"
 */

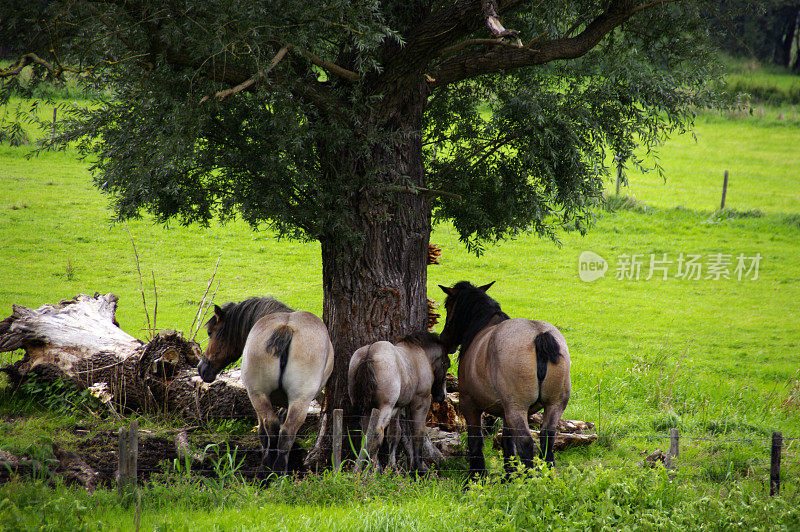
xmin=117 ymin=420 xmax=138 ymax=496
xmin=720 ymin=170 xmax=729 ymax=210
xmin=770 ymin=431 xmax=782 ymax=496
xmin=665 ymin=428 xmax=679 ymax=478
xmin=332 ymin=409 xmax=343 ymax=470
xmin=355 ymin=408 xmax=381 ymax=472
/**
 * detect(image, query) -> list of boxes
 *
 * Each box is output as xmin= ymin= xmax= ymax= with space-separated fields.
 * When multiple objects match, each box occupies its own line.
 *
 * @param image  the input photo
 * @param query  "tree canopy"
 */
xmin=2 ymin=1 xmax=719 ymax=253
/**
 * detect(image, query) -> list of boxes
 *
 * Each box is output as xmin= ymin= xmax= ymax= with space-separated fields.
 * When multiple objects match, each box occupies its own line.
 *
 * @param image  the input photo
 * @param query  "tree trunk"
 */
xmin=307 ymin=86 xmax=431 ymax=466
xmin=0 ymin=293 xmax=263 ymax=423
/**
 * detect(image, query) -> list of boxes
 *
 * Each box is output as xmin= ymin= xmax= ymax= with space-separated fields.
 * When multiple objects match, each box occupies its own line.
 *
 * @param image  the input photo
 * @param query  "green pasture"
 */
xmin=615 ymin=114 xmax=800 ymax=213
xmin=2 ymin=70 xmax=800 ymax=527
xmin=722 ymin=57 xmax=800 ymax=105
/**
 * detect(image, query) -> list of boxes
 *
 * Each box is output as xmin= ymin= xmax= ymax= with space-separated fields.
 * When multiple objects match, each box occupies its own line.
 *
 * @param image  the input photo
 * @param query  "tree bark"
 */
xmin=307 ymin=84 xmax=431 ymax=466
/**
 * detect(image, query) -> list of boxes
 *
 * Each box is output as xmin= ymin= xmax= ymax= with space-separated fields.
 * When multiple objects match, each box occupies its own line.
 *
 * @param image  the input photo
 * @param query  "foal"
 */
xmin=348 ymin=331 xmax=450 ymax=472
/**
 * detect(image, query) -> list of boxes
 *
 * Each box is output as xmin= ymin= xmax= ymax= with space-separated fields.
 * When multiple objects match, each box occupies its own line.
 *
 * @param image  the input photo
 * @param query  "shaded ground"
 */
xmin=71 ymin=430 xmax=306 ymax=484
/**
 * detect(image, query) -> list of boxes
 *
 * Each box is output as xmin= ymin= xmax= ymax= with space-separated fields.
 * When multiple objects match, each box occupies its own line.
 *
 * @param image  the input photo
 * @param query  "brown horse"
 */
xmin=348 ymin=331 xmax=450 ymax=473
xmin=197 ymin=297 xmax=334 ymax=475
xmin=439 ymin=281 xmax=571 ymax=476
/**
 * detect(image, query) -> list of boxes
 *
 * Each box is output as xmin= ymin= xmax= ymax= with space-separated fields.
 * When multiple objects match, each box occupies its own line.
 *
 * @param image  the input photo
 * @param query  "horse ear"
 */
xmin=214 ymin=304 xmax=225 ymax=320
xmin=478 ymin=281 xmax=496 ymax=292
xmin=439 ymin=285 xmax=456 ymax=296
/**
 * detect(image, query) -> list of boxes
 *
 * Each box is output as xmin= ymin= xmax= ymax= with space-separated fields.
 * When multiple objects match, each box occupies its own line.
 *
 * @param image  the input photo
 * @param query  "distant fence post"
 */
xmin=117 ymin=420 xmax=138 ymax=496
xmin=720 ymin=170 xmax=729 ymax=210
xmin=665 ymin=428 xmax=679 ymax=478
xmin=770 ymin=431 xmax=782 ymax=496
xmin=332 ymin=408 xmax=343 ymax=470
xmin=355 ymin=408 xmax=381 ymax=472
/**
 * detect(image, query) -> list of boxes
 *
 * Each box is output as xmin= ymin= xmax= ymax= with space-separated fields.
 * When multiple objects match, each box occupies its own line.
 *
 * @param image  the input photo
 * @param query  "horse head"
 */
xmin=197 ymin=304 xmax=239 ymax=383
xmin=438 ymin=281 xmax=496 ymax=355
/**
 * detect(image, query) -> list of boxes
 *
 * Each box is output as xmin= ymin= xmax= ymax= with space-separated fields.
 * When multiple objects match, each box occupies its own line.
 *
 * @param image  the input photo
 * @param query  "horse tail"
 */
xmin=266 ymin=325 xmax=293 ymax=390
xmin=349 ymin=353 xmax=377 ymax=417
xmin=533 ymin=331 xmax=561 ymax=390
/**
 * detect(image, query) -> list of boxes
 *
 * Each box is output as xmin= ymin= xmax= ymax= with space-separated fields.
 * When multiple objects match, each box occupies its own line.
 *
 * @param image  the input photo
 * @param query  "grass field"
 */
xmin=617 ymin=114 xmax=800 ymax=213
xmin=2 ymin=66 xmax=800 ymax=528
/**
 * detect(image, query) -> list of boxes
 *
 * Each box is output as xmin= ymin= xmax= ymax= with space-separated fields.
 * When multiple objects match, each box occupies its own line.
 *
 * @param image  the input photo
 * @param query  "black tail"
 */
xmin=349 ymin=355 xmax=377 ymax=417
xmin=534 ymin=331 xmax=561 ymax=389
xmin=266 ymin=326 xmax=293 ymax=389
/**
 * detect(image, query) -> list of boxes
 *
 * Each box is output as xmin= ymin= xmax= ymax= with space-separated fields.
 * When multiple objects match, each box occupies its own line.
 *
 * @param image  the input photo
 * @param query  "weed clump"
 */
xmin=604 ymin=194 xmax=650 ymax=214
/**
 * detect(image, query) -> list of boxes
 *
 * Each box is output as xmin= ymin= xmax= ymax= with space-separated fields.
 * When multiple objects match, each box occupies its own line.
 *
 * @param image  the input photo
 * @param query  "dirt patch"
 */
xmin=69 ymin=431 xmax=305 ymax=485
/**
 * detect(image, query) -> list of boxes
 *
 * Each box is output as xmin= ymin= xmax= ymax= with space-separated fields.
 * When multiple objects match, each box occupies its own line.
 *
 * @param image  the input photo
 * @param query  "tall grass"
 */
xmin=1 ymin=464 xmax=797 ymax=531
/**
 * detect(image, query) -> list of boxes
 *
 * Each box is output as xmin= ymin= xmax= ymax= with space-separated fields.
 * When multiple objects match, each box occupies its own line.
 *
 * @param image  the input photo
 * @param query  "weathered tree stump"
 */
xmin=0 ymin=293 xmax=255 ymax=423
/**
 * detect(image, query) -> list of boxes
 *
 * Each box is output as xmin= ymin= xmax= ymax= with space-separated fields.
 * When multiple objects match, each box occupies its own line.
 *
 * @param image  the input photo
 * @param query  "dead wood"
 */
xmin=53 ymin=444 xmax=101 ymax=492
xmin=0 ymin=293 xmax=256 ymax=423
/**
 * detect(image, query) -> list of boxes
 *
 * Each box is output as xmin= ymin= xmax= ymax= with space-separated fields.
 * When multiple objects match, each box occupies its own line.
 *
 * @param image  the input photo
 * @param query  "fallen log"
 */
xmin=0 ymin=293 xmax=256 ymax=423
xmin=53 ymin=444 xmax=101 ymax=492
xmin=492 ymin=422 xmax=598 ymax=452
xmin=0 ymin=449 xmax=48 ymax=482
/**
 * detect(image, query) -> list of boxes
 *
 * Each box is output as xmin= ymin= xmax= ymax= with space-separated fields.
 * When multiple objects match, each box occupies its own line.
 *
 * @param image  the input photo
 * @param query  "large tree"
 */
xmin=1 ymin=0 xmax=717 ymax=461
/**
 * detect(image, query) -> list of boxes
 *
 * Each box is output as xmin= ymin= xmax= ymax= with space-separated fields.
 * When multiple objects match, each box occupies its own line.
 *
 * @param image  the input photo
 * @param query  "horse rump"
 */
xmin=533 ymin=330 xmax=561 ymax=384
xmin=266 ymin=325 xmax=293 ymax=387
xmin=349 ymin=355 xmax=377 ymax=417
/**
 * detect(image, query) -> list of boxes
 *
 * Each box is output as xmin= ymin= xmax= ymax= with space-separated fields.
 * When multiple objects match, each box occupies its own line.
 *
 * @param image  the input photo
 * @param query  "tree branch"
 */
xmin=377 ymin=184 xmax=463 ymax=201
xmin=630 ymin=0 xmax=680 ymax=14
xmin=0 ymin=53 xmax=80 ymax=79
xmin=438 ymin=38 xmax=521 ymax=58
xmin=200 ymin=45 xmax=290 ymax=103
xmin=430 ymin=0 xmax=674 ymax=88
xmin=297 ymin=49 xmax=360 ymax=82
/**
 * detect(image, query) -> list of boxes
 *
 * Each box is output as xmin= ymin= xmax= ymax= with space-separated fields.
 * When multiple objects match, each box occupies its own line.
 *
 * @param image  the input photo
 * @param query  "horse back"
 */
xmin=462 ymin=318 xmax=570 ymax=412
xmin=494 ymin=319 xmax=570 ymax=405
xmin=241 ymin=310 xmax=333 ymax=400
xmin=348 ymin=341 xmax=426 ymax=415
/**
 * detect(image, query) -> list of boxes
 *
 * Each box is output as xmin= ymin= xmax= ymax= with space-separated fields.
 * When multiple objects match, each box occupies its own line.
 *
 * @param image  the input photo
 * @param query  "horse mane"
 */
xmin=206 ymin=296 xmax=294 ymax=356
xmin=399 ymin=331 xmax=441 ymax=348
xmin=444 ymin=281 xmax=509 ymax=358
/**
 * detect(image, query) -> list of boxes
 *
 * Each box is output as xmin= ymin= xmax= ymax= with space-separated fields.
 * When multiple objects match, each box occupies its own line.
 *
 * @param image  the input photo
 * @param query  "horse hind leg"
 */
xmin=272 ymin=399 xmax=312 ymax=475
xmin=408 ymin=396 xmax=431 ymax=474
xmin=357 ymin=405 xmax=394 ymax=472
xmin=248 ymin=391 xmax=281 ymax=475
xmin=500 ymin=424 xmax=517 ymax=477
xmin=539 ymin=402 xmax=567 ymax=468
xmin=460 ymin=396 xmax=486 ymax=479
xmin=379 ymin=415 xmax=401 ymax=470
xmin=504 ymin=408 xmax=536 ymax=469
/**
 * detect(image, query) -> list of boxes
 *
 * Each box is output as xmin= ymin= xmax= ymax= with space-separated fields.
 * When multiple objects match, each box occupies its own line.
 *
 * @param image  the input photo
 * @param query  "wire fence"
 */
xmin=614 ymin=166 xmax=800 ymax=209
xmin=107 ymin=410 xmax=799 ymax=496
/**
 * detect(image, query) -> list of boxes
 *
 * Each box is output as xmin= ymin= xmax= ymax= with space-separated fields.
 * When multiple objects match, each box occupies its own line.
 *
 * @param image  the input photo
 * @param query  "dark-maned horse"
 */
xmin=348 ymin=331 xmax=450 ymax=473
xmin=197 ymin=297 xmax=334 ymax=475
xmin=439 ymin=281 xmax=570 ymax=476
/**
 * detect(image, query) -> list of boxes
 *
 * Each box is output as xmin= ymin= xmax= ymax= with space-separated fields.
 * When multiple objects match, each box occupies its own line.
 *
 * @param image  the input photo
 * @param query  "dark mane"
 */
xmin=399 ymin=331 xmax=442 ymax=348
xmin=443 ymin=281 xmax=509 ymax=357
xmin=206 ymin=296 xmax=293 ymax=356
